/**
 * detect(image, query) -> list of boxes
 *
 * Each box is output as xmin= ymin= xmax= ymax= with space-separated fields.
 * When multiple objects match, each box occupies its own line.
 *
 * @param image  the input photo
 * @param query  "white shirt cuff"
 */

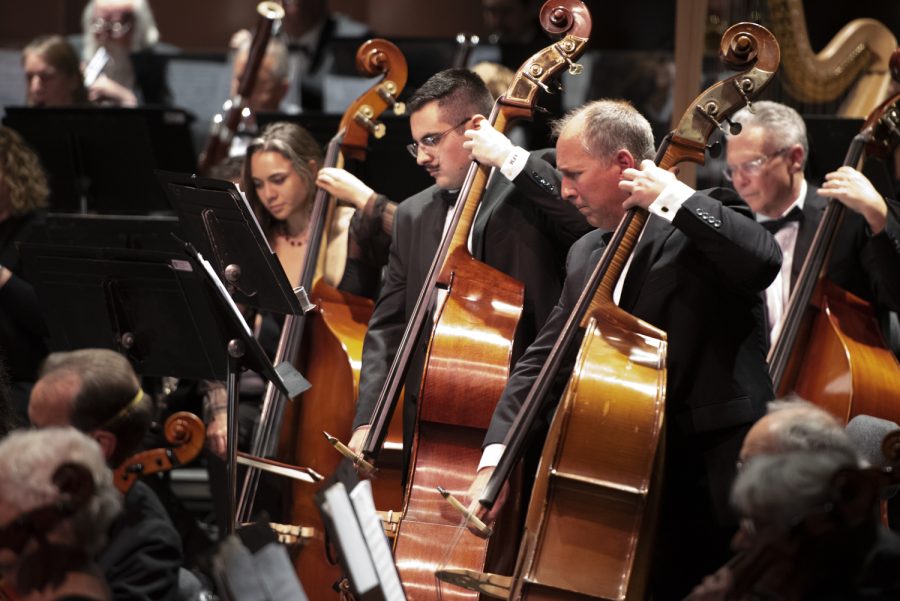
xmin=499 ymin=146 xmax=530 ymax=181
xmin=478 ymin=443 xmax=507 ymax=471
xmin=648 ymin=179 xmax=694 ymax=222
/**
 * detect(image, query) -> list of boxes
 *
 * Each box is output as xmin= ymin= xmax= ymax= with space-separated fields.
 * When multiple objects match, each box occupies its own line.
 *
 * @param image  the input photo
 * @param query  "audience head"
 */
xmin=0 ymin=127 xmax=49 ymax=221
xmin=739 ymin=397 xmax=861 ymax=466
xmin=244 ymin=121 xmax=323 ymax=236
xmin=28 ymin=349 xmax=152 ymax=468
xmin=552 ymin=99 xmax=655 ymax=230
xmin=725 ymin=101 xmax=808 ymax=218
xmin=406 ymin=68 xmax=494 ymax=190
xmin=231 ymin=37 xmax=290 ymax=113
xmin=732 ymin=449 xmax=860 ymax=533
xmin=22 ymin=35 xmax=87 ymax=107
xmin=0 ymin=427 xmax=121 ymax=594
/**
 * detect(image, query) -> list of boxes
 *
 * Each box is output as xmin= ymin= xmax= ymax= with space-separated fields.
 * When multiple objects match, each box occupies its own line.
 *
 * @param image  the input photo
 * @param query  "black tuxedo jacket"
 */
xmin=353 ymin=152 xmax=592 ymax=433
xmin=484 ymin=187 xmax=782 ymax=446
xmin=791 ymin=185 xmax=900 ymax=310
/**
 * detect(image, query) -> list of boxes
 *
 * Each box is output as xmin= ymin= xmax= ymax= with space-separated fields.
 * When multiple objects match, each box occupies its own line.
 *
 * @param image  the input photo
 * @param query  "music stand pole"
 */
xmin=225 ymin=341 xmax=244 ymax=537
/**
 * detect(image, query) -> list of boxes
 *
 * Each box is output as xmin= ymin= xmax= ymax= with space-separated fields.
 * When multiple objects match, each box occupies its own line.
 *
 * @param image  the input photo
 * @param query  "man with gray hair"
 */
xmin=28 ymin=348 xmax=182 ymax=601
xmin=0 ymin=427 xmax=122 ymax=600
xmin=725 ymin=101 xmax=900 ymax=344
xmin=468 ymin=98 xmax=781 ymax=599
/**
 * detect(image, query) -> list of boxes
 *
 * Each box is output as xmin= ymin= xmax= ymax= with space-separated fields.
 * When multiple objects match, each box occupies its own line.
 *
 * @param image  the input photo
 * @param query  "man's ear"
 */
xmin=614 ymin=149 xmax=635 ymax=171
xmin=92 ymin=430 xmax=118 ymax=464
xmin=787 ymin=144 xmax=805 ymax=174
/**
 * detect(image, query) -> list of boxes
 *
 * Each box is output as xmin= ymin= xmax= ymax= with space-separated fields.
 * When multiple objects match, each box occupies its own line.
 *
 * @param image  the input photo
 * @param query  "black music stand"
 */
xmin=2 ymin=106 xmax=195 ymax=214
xmin=41 ymin=213 xmax=184 ymax=253
xmin=316 ymin=460 xmax=407 ymax=601
xmin=157 ymin=171 xmax=305 ymax=315
xmin=19 ymin=242 xmax=309 ymax=535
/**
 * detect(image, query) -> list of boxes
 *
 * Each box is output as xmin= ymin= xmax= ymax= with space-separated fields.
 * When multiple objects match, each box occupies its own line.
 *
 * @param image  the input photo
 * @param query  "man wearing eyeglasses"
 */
xmin=724 ymin=101 xmax=900 ymax=343
xmin=78 ymin=0 xmax=172 ymax=106
xmin=348 ymin=68 xmax=592 ymax=460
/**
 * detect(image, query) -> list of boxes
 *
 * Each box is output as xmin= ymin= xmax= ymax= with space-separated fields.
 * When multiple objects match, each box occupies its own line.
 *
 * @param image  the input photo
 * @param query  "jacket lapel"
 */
xmin=618 ymin=215 xmax=674 ymax=312
xmin=472 ymin=172 xmax=509 ymax=261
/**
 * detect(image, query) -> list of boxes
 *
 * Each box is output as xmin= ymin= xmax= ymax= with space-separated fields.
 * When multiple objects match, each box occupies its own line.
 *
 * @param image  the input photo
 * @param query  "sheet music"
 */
xmin=235 ymin=184 xmax=275 ymax=255
xmin=349 ymin=480 xmax=406 ymax=601
xmin=195 ymin=251 xmax=254 ymax=339
xmin=322 ymin=482 xmax=381 ymax=595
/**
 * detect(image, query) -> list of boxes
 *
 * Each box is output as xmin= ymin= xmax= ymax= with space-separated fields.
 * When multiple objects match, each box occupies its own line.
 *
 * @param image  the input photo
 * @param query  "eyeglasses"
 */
xmin=90 ymin=15 xmax=134 ymax=39
xmin=405 ymin=117 xmax=471 ymax=159
xmin=723 ymin=147 xmax=789 ymax=181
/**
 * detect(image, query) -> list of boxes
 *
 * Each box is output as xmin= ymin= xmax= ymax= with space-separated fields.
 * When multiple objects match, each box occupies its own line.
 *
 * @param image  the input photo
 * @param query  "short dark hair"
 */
xmin=40 ymin=349 xmax=152 ymax=467
xmin=407 ymin=68 xmax=494 ymax=124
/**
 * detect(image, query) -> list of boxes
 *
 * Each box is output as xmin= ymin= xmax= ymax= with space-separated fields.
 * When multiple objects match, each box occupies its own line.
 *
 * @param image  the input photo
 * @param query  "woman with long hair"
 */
xmin=0 ymin=126 xmax=50 ymax=426
xmin=243 ymin=121 xmax=334 ymax=286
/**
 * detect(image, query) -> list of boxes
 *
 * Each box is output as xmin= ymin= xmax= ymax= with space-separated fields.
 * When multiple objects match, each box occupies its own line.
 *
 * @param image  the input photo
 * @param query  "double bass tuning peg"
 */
xmin=355 ymin=105 xmax=387 ymax=139
xmin=378 ymin=81 xmax=406 ymax=116
xmin=722 ymin=116 xmax=742 ymax=136
xmin=554 ymin=40 xmax=584 ymax=76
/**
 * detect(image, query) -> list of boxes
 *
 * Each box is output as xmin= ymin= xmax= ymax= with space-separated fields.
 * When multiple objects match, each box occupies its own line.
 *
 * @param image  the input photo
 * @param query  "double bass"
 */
xmin=234 ymin=38 xmax=408 ymax=599
xmin=768 ymin=49 xmax=900 ymax=425
xmin=440 ymin=23 xmax=780 ymax=600
xmin=346 ymin=2 xmax=591 ymax=598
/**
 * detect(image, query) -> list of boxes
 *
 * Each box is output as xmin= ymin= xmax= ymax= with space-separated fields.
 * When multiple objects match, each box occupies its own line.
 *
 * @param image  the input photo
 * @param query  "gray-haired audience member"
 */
xmin=0 ymin=427 xmax=122 ymax=600
xmin=732 ymin=449 xmax=858 ymax=530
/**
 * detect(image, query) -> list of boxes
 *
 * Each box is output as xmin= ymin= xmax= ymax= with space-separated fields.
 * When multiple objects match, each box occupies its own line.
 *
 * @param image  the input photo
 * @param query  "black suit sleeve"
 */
xmin=673 ymin=188 xmax=782 ymax=294
xmin=352 ymin=203 xmax=411 ymax=429
xmin=512 ymin=151 xmax=593 ymax=248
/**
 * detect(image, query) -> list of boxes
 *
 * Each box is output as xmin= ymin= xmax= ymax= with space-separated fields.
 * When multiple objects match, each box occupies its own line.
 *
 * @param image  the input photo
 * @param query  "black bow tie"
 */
xmin=760 ymin=206 xmax=803 ymax=234
xmin=436 ymin=188 xmax=460 ymax=205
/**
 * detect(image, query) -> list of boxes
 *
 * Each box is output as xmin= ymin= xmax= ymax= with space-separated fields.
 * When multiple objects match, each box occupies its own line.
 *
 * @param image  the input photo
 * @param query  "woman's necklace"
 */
xmin=277 ymin=222 xmax=308 ymax=247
